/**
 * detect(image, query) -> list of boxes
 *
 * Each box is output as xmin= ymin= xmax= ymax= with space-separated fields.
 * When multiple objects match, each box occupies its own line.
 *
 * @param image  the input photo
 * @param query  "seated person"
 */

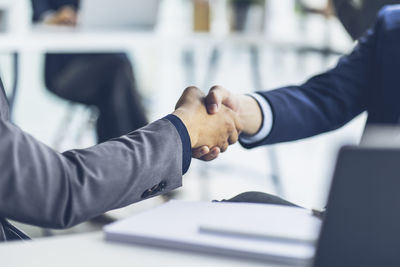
xmin=195 ymin=5 xmax=400 ymax=211
xmin=31 ymin=0 xmax=147 ymax=143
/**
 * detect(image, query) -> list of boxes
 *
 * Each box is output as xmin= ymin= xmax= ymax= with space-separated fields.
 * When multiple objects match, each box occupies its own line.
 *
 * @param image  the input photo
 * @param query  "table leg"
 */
xmin=7 ymin=52 xmax=19 ymax=121
xmin=249 ymin=45 xmax=284 ymax=197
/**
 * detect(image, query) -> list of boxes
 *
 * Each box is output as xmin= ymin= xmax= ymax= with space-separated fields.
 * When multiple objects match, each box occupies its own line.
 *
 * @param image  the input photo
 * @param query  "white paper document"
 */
xmin=104 ymin=200 xmax=321 ymax=265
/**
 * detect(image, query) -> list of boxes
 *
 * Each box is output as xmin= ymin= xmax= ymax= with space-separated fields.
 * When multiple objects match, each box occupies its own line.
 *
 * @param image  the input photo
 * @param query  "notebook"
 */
xmin=104 ymin=200 xmax=321 ymax=264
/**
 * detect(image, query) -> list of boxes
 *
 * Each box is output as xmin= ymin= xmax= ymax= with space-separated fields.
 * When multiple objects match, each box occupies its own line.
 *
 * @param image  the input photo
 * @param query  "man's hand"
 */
xmin=192 ymin=85 xmax=263 ymax=161
xmin=173 ymin=87 xmax=242 ymax=160
xmin=46 ymin=6 xmax=78 ymax=26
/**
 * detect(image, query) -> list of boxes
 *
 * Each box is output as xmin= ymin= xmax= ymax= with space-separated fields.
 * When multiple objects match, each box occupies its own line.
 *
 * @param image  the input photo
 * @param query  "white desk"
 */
xmin=0 ymin=232 xmax=296 ymax=267
xmin=0 ymin=25 xmax=348 ymax=54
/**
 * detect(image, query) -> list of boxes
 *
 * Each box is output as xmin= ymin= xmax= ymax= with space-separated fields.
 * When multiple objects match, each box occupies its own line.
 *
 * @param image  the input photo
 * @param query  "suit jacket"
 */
xmin=242 ymin=5 xmax=400 ymax=148
xmin=0 ymin=79 xmax=185 ymax=241
xmin=333 ymin=0 xmax=400 ymax=40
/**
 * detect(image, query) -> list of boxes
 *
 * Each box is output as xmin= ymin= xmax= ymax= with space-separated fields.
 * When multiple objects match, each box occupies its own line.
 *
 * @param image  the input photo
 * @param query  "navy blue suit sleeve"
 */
xmin=241 ymin=8 xmax=385 ymax=149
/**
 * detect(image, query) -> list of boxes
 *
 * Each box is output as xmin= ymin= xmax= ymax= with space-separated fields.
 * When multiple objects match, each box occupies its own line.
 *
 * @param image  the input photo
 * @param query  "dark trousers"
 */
xmin=45 ymin=53 xmax=148 ymax=143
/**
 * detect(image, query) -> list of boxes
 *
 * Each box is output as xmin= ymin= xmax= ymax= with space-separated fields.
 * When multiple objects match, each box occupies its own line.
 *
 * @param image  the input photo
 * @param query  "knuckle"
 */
xmin=184 ymin=86 xmax=199 ymax=93
xmin=228 ymin=129 xmax=234 ymax=138
xmin=222 ymin=144 xmax=228 ymax=153
xmin=210 ymin=85 xmax=223 ymax=92
xmin=219 ymin=141 xmax=229 ymax=152
xmin=227 ymin=122 xmax=235 ymax=134
xmin=209 ymin=90 xmax=217 ymax=98
xmin=207 ymin=90 xmax=220 ymax=104
xmin=236 ymin=123 xmax=243 ymax=133
xmin=203 ymin=154 xmax=214 ymax=161
xmin=192 ymin=152 xmax=201 ymax=158
xmin=217 ymin=140 xmax=225 ymax=149
xmin=209 ymin=154 xmax=218 ymax=161
xmin=230 ymin=135 xmax=238 ymax=145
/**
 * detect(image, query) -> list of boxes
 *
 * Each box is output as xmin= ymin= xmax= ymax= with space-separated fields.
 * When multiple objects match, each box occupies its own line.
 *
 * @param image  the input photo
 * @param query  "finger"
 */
xmin=200 ymin=147 xmax=221 ymax=161
xmin=220 ymin=142 xmax=229 ymax=153
xmin=228 ymin=128 xmax=239 ymax=145
xmin=206 ymin=85 xmax=232 ymax=114
xmin=192 ymin=146 xmax=210 ymax=159
xmin=184 ymin=86 xmax=204 ymax=98
xmin=223 ymin=106 xmax=242 ymax=134
xmin=207 ymin=103 xmax=219 ymax=114
xmin=207 ymin=85 xmax=240 ymax=114
xmin=205 ymin=89 xmax=222 ymax=114
xmin=201 ymin=149 xmax=220 ymax=161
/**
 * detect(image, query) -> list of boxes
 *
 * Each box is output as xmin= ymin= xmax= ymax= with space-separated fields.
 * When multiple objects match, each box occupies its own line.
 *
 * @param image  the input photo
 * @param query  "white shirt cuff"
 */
xmin=239 ymin=93 xmax=273 ymax=144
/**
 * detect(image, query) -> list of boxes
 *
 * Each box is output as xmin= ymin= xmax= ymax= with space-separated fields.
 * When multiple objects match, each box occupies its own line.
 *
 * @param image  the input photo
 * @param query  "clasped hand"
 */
xmin=173 ymin=87 xmax=241 ymax=161
xmin=174 ymin=86 xmax=263 ymax=161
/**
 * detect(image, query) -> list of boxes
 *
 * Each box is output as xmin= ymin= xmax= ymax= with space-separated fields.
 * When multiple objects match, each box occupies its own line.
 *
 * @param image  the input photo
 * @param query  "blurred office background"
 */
xmin=0 ymin=0 xmax=366 ymax=237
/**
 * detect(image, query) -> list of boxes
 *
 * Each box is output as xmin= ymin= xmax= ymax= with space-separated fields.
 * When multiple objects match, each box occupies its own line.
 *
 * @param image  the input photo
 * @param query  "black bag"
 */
xmin=0 ymin=218 xmax=30 ymax=242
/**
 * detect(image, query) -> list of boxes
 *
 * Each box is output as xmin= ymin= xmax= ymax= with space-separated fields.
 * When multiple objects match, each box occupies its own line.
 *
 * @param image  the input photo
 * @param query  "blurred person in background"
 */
xmin=31 ymin=0 xmax=148 ymax=144
xmin=299 ymin=0 xmax=400 ymax=40
xmin=332 ymin=0 xmax=400 ymax=40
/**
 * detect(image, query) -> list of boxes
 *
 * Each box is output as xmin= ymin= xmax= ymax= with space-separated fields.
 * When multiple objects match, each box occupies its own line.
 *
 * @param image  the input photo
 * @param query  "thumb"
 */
xmin=175 ymin=86 xmax=203 ymax=110
xmin=206 ymin=86 xmax=239 ymax=114
xmin=205 ymin=87 xmax=225 ymax=114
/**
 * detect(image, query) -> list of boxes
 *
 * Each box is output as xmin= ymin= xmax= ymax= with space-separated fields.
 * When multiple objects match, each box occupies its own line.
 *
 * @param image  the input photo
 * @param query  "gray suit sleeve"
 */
xmin=0 ymin=118 xmax=183 ymax=229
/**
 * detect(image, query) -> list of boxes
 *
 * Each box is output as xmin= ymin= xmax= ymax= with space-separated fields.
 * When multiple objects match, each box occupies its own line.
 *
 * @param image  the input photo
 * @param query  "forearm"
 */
xmin=0 ymin=118 xmax=183 ymax=229
xmin=240 ymin=9 xmax=382 ymax=148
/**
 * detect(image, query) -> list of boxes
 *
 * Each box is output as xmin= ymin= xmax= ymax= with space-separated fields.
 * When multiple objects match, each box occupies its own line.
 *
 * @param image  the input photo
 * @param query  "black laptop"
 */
xmin=313 ymin=144 xmax=400 ymax=266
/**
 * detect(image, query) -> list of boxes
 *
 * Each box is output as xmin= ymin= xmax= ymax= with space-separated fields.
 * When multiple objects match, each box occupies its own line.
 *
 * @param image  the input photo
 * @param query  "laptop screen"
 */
xmin=313 ymin=146 xmax=400 ymax=266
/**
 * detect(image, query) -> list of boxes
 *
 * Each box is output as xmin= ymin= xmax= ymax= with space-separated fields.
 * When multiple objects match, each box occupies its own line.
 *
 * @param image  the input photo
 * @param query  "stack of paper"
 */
xmin=104 ymin=200 xmax=321 ymax=265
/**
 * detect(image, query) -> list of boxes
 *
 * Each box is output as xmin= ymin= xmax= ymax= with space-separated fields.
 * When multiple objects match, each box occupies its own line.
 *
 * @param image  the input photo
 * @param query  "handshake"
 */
xmin=173 ymin=86 xmax=263 ymax=161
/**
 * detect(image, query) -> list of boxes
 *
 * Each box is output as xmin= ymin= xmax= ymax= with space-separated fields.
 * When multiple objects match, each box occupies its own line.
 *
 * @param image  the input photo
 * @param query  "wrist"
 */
xmin=172 ymin=108 xmax=199 ymax=148
xmin=238 ymin=95 xmax=263 ymax=136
